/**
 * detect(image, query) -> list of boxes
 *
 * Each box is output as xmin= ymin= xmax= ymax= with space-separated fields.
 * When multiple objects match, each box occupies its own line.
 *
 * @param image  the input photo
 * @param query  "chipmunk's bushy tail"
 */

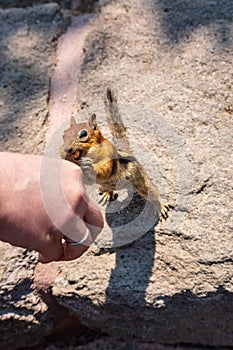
xmin=104 ymin=88 xmax=132 ymax=154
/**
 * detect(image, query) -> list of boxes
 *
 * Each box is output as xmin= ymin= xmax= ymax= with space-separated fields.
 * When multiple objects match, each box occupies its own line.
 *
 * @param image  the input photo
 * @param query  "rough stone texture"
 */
xmin=0 ymin=0 xmax=233 ymax=349
xmin=0 ymin=3 xmax=70 ymax=154
xmin=0 ymin=0 xmax=107 ymax=14
xmin=0 ymin=4 xmax=70 ymax=349
xmin=0 ymin=244 xmax=53 ymax=349
xmin=47 ymin=13 xmax=95 ymax=142
xmin=42 ymin=338 xmax=226 ymax=350
xmin=53 ymin=0 xmax=233 ymax=346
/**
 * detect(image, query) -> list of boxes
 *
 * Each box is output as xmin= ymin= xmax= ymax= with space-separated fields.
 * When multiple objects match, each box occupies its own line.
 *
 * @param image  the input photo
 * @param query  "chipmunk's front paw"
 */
xmin=80 ymin=157 xmax=96 ymax=185
xmin=98 ymin=191 xmax=118 ymax=205
xmin=160 ymin=204 xmax=170 ymax=221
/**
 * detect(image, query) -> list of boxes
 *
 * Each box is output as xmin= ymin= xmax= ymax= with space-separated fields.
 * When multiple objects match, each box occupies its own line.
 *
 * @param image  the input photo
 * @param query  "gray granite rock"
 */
xmin=0 ymin=0 xmax=233 ymax=348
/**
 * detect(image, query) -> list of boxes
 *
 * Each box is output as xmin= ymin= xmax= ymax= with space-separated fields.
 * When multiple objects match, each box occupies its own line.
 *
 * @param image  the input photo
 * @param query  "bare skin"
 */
xmin=0 ymin=152 xmax=104 ymax=263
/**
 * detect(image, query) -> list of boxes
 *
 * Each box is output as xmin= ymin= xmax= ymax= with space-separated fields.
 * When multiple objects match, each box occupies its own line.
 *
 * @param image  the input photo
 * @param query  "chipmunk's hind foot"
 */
xmin=98 ymin=191 xmax=118 ymax=205
xmin=160 ymin=204 xmax=171 ymax=221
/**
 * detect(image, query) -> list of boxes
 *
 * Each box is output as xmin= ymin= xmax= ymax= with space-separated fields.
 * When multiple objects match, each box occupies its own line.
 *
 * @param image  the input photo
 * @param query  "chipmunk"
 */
xmin=60 ymin=89 xmax=169 ymax=221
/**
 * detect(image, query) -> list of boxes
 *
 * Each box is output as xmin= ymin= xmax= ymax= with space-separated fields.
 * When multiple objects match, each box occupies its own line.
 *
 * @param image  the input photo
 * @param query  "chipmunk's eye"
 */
xmin=79 ymin=129 xmax=88 ymax=139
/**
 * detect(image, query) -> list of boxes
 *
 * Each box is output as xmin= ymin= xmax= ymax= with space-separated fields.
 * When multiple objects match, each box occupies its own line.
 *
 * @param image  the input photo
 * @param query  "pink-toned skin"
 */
xmin=0 ymin=152 xmax=103 ymax=263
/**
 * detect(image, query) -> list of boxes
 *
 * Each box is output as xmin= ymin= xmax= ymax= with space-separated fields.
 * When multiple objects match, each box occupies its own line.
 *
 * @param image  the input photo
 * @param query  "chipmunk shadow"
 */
xmin=104 ymin=189 xmax=159 ymax=249
xmin=104 ymin=190 xmax=158 ymax=308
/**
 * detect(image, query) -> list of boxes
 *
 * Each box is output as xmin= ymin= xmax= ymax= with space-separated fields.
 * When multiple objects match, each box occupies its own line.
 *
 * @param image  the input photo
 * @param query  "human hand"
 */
xmin=0 ymin=152 xmax=104 ymax=263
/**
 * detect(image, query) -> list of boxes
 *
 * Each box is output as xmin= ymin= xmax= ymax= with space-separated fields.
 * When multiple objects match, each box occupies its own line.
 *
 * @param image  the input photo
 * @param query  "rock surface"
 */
xmin=54 ymin=0 xmax=233 ymax=346
xmin=0 ymin=246 xmax=53 ymax=349
xmin=0 ymin=0 xmax=233 ymax=349
xmin=0 ymin=4 xmax=69 ymax=349
xmin=0 ymin=3 xmax=69 ymax=154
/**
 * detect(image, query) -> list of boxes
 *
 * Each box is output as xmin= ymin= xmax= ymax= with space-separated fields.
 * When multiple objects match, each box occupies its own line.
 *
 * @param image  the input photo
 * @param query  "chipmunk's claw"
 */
xmin=98 ymin=191 xmax=118 ymax=205
xmin=160 ymin=204 xmax=171 ymax=221
xmin=98 ymin=192 xmax=111 ymax=205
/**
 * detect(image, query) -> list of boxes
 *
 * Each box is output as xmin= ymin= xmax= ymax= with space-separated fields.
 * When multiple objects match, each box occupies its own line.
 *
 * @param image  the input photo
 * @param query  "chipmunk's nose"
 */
xmin=66 ymin=147 xmax=73 ymax=154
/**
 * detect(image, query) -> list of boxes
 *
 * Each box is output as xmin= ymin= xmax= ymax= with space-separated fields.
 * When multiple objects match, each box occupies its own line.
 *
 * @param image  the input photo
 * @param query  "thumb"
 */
xmin=38 ymin=241 xmax=63 ymax=263
xmin=58 ymin=240 xmax=89 ymax=261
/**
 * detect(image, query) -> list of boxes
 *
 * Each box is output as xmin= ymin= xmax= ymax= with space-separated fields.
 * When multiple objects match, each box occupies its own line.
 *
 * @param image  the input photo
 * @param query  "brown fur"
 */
xmin=60 ymin=105 xmax=169 ymax=220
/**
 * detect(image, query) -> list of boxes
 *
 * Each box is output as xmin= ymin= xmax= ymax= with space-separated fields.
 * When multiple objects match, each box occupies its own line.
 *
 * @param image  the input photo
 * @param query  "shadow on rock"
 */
xmin=0 ymin=4 xmax=69 ymax=151
xmin=105 ymin=190 xmax=157 ymax=310
xmin=150 ymin=0 xmax=233 ymax=46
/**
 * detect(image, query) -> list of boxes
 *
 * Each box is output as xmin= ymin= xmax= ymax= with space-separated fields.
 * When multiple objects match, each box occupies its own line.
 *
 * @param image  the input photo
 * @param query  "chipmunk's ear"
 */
xmin=70 ymin=116 xmax=77 ymax=127
xmin=88 ymin=113 xmax=98 ymax=130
